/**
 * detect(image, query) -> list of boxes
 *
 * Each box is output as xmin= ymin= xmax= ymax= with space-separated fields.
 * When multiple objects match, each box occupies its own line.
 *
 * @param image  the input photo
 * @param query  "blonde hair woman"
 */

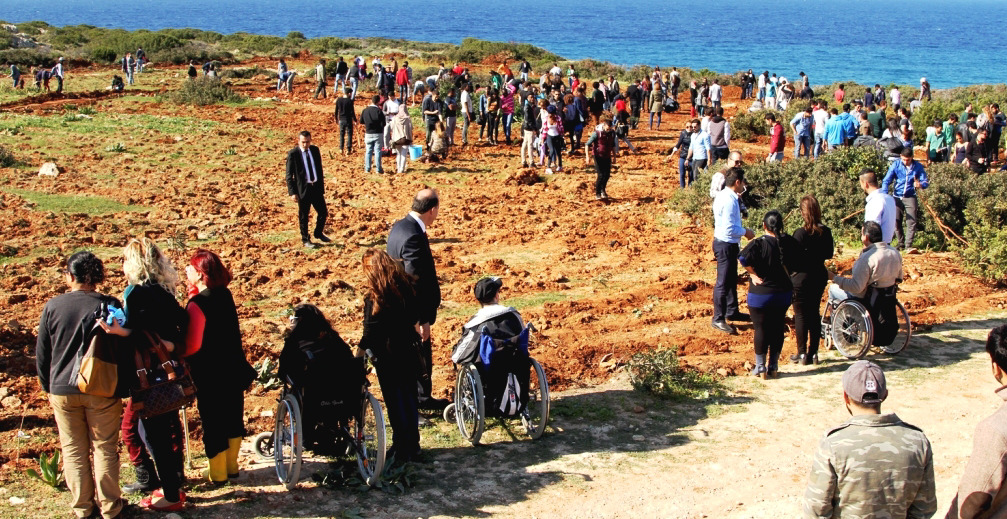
xmin=100 ymin=237 xmax=189 ymax=511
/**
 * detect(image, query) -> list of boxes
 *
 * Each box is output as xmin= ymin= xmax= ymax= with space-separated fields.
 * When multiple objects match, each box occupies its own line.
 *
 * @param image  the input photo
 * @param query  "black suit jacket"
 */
xmin=387 ymin=215 xmax=440 ymax=325
xmin=285 ymin=145 xmax=325 ymax=198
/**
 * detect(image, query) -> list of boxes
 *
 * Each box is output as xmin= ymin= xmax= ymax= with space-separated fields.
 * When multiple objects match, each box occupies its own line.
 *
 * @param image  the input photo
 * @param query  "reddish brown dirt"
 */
xmin=1 ymin=57 xmax=1003 ymax=471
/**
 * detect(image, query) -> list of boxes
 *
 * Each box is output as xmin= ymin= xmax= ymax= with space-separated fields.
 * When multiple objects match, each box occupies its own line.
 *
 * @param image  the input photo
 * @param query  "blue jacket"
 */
xmin=882 ymin=160 xmax=929 ymax=198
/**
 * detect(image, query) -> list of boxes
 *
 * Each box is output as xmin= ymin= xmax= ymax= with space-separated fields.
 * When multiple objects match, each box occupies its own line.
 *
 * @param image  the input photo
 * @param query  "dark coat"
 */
xmin=285 ymin=145 xmax=325 ymax=198
xmin=386 ymin=215 xmax=441 ymax=325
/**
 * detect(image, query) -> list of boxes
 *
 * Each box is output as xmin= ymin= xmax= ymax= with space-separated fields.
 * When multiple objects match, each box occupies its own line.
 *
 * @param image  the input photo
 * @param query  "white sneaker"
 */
xmin=544 ymin=168 xmax=553 ymax=175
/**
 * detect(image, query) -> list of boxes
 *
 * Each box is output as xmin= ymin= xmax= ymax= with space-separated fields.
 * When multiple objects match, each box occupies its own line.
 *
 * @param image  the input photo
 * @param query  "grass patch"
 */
xmin=3 ymin=188 xmax=145 ymax=215
xmin=551 ymin=399 xmax=616 ymax=421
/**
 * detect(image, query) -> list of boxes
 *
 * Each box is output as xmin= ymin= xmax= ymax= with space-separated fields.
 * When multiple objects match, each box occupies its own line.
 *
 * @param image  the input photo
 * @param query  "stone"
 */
xmin=8 ymin=496 xmax=24 ymax=505
xmin=0 ymin=388 xmax=7 ymax=398
xmin=631 ymin=405 xmax=645 ymax=414
xmin=631 ymin=434 xmax=646 ymax=442
xmin=2 ymin=396 xmax=22 ymax=409
xmin=164 ymin=514 xmax=183 ymax=519
xmin=716 ymin=368 xmax=730 ymax=377
xmin=38 ymin=162 xmax=60 ymax=177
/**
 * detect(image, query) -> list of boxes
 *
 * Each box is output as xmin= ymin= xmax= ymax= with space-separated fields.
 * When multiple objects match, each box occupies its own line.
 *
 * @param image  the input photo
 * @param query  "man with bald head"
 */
xmin=387 ymin=188 xmax=448 ymax=411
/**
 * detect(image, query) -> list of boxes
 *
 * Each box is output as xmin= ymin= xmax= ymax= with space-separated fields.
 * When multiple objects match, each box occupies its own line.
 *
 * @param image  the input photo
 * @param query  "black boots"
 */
xmin=122 ymin=459 xmax=160 ymax=494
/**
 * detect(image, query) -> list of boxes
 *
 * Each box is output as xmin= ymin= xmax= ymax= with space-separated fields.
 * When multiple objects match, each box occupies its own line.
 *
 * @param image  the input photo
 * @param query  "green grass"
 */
xmin=3 ymin=188 xmax=146 ymax=215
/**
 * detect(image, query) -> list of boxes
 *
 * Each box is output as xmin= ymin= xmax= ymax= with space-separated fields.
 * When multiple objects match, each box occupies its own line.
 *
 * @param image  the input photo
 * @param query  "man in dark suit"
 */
xmin=387 ymin=188 xmax=448 ymax=410
xmin=285 ymin=131 xmax=330 ymax=249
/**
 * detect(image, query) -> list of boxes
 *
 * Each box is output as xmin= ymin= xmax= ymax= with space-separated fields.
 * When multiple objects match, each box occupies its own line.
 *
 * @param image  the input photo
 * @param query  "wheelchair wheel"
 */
xmin=521 ymin=358 xmax=550 ymax=440
xmin=455 ymin=363 xmax=485 ymax=445
xmin=831 ymin=300 xmax=872 ymax=359
xmin=273 ymin=394 xmax=303 ymax=490
xmin=880 ymin=301 xmax=911 ymax=355
xmin=252 ymin=431 xmax=273 ymax=460
xmin=355 ymin=392 xmax=387 ymax=487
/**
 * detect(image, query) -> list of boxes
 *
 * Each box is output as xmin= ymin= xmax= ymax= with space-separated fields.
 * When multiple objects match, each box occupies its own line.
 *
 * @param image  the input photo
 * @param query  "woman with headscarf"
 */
xmin=182 ymin=249 xmax=255 ymax=484
xmin=389 ymin=103 xmax=413 ymax=173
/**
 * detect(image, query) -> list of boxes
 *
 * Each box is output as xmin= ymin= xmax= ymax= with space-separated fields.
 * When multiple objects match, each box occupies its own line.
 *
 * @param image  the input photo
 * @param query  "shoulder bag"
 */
xmin=130 ymin=331 xmax=197 ymax=419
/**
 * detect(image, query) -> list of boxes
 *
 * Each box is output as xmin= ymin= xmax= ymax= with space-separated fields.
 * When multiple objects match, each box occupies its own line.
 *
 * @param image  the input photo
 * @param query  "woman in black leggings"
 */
xmin=739 ymin=211 xmax=798 ymax=379
xmin=789 ymin=195 xmax=834 ymax=365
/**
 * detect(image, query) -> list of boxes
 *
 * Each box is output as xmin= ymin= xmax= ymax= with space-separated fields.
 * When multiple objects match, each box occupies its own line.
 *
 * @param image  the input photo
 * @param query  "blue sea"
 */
xmin=4 ymin=0 xmax=1003 ymax=89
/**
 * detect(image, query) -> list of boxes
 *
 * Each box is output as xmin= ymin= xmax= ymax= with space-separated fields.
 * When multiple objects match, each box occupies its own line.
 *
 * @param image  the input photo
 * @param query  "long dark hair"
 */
xmin=362 ymin=248 xmax=416 ymax=314
xmin=800 ymin=195 xmax=824 ymax=235
xmin=288 ymin=304 xmax=334 ymax=342
xmin=763 ymin=210 xmax=786 ymax=237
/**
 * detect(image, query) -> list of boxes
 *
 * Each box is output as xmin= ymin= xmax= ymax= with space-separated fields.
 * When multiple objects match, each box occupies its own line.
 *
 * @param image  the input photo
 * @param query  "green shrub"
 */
xmin=0 ymin=145 xmax=20 ymax=167
xmin=0 ymin=48 xmax=53 ymax=67
xmin=627 ymin=348 xmax=722 ymax=400
xmin=732 ymin=109 xmax=779 ymax=142
xmin=446 ymin=38 xmax=560 ymax=65
xmin=168 ymin=77 xmax=245 ymax=106
xmin=286 ymin=31 xmax=306 ymax=40
xmin=668 ymin=168 xmax=714 ymax=226
xmin=26 ymin=451 xmax=65 ymax=489
xmin=148 ymin=45 xmax=232 ymax=66
xmin=89 ymin=47 xmax=117 ymax=64
xmin=219 ymin=66 xmax=276 ymax=79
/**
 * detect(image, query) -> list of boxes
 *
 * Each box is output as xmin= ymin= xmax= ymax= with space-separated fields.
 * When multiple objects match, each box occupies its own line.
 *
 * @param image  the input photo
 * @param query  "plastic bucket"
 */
xmin=408 ymin=145 xmax=423 ymax=160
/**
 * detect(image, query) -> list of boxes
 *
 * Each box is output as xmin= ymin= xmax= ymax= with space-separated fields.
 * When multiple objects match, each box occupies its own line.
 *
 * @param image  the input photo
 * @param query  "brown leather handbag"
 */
xmin=130 ymin=331 xmax=197 ymax=419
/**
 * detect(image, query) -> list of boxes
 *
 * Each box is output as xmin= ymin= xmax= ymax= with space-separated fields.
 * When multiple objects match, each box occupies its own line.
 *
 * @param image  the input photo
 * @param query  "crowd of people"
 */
xmin=28 ymin=49 xmax=1007 ymax=518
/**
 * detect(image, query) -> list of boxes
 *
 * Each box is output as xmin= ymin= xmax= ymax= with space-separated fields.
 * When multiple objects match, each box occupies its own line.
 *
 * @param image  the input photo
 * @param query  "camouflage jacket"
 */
xmin=803 ymin=413 xmax=937 ymax=518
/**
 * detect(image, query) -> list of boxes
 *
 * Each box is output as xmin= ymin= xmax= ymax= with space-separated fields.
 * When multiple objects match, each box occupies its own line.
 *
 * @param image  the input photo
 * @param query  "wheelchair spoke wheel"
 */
xmin=273 ymin=394 xmax=303 ymax=490
xmin=455 ymin=363 xmax=485 ymax=445
xmin=880 ymin=301 xmax=911 ymax=355
xmin=831 ymin=300 xmax=872 ymax=360
xmin=252 ymin=431 xmax=274 ymax=460
xmin=521 ymin=358 xmax=550 ymax=440
xmin=355 ymin=392 xmax=386 ymax=487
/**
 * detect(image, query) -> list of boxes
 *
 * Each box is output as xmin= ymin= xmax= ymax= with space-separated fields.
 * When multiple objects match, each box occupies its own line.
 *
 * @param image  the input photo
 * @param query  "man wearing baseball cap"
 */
xmin=450 ymin=277 xmax=524 ymax=364
xmin=803 ymin=360 xmax=936 ymax=517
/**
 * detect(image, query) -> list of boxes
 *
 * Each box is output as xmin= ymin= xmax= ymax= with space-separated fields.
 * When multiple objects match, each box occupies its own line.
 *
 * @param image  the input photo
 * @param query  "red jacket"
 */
xmin=769 ymin=122 xmax=785 ymax=153
xmin=395 ymin=68 xmax=409 ymax=86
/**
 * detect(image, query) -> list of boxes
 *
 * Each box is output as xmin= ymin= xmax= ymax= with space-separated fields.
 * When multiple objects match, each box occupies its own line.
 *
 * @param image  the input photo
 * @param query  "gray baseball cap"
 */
xmin=842 ymin=360 xmax=888 ymax=404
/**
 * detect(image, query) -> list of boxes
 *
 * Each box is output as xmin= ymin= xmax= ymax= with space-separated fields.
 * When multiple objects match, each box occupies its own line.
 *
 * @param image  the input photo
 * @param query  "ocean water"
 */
xmin=4 ymin=0 xmax=1003 ymax=89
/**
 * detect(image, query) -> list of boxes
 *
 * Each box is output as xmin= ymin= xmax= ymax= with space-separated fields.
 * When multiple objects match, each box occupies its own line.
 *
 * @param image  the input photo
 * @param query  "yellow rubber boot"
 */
xmin=226 ymin=437 xmax=242 ymax=477
xmin=206 ymin=451 xmax=228 ymax=484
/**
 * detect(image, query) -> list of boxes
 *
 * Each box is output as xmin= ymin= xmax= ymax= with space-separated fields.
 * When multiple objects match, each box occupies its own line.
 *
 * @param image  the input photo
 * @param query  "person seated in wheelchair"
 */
xmin=451 ymin=277 xmax=531 ymax=417
xmin=278 ymin=304 xmax=365 ymax=454
xmin=451 ymin=277 xmax=524 ymax=364
xmin=827 ymin=221 xmax=904 ymax=341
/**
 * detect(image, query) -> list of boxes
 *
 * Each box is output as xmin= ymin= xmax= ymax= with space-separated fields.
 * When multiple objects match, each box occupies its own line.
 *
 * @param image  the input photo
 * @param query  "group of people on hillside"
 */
xmin=6 ymin=57 xmax=65 ymax=93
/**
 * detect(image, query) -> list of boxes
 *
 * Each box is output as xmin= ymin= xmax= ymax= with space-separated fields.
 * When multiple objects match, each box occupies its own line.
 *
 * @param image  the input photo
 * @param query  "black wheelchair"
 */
xmin=822 ymin=284 xmax=911 ymax=359
xmin=252 ymin=355 xmax=386 ymax=490
xmin=444 ymin=323 xmax=550 ymax=446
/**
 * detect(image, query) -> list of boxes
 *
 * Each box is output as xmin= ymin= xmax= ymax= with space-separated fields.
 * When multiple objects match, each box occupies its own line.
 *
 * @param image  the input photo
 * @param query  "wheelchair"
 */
xmin=444 ymin=323 xmax=550 ymax=446
xmin=821 ymin=285 xmax=911 ymax=360
xmin=252 ymin=356 xmax=387 ymax=490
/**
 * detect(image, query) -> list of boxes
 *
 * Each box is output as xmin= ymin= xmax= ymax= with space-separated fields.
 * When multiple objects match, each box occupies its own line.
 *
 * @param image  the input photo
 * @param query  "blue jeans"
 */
xmin=364 ymin=134 xmax=383 ymax=173
xmin=795 ymin=135 xmax=812 ymax=158
xmin=502 ymin=113 xmax=514 ymax=142
xmin=814 ymin=134 xmax=825 ymax=158
xmin=678 ymin=156 xmax=691 ymax=188
xmin=334 ymin=73 xmax=345 ymax=93
xmin=126 ymin=70 xmax=134 ymax=85
xmin=349 ymin=77 xmax=358 ymax=99
xmin=758 ymin=87 xmax=765 ymax=101
xmin=828 ymin=284 xmax=853 ymax=303
xmin=649 ymin=112 xmax=662 ymax=128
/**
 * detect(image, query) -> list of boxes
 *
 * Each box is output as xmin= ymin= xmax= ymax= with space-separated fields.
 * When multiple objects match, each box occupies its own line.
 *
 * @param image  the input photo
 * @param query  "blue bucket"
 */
xmin=408 ymin=145 xmax=423 ymax=160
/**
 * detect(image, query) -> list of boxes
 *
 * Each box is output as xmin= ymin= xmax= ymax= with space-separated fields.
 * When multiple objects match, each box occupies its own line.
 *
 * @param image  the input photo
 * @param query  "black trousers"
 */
xmin=314 ymin=80 xmax=326 ymax=99
xmin=297 ymin=185 xmax=327 ymax=241
xmin=141 ymin=412 xmax=184 ymax=502
xmin=594 ymin=156 xmax=611 ymax=196
xmin=712 ymin=240 xmax=739 ymax=321
xmin=751 ymin=303 xmax=788 ymax=364
xmin=339 ymin=121 xmax=353 ymax=151
xmin=426 ymin=121 xmax=437 ymax=150
xmin=375 ymin=358 xmax=420 ymax=458
xmin=793 ymin=278 xmax=827 ymax=358
xmin=416 ymin=338 xmax=433 ymax=404
xmin=196 ymin=388 xmax=245 ymax=459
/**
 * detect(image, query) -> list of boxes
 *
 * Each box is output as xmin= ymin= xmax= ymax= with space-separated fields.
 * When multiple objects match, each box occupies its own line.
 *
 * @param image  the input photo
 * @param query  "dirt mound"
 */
xmin=481 ymin=51 xmax=516 ymax=66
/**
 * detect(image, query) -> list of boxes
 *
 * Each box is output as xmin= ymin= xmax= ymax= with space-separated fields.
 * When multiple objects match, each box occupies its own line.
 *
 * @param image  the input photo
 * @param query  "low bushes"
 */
xmin=626 ymin=348 xmax=723 ymax=400
xmin=168 ymin=77 xmax=244 ymax=106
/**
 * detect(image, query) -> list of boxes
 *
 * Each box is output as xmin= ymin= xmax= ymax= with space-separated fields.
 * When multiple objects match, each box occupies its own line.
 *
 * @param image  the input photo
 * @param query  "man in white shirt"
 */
xmin=812 ymin=100 xmax=831 ymax=158
xmin=757 ymin=71 xmax=767 ymax=102
xmin=709 ymin=79 xmax=723 ymax=111
xmin=549 ymin=63 xmax=562 ymax=76
xmin=861 ymin=170 xmax=897 ymax=244
xmin=685 ymin=119 xmax=712 ymax=184
xmin=382 ymin=90 xmax=401 ymax=149
xmin=460 ymin=84 xmax=473 ymax=146
xmin=890 ymin=87 xmax=901 ymax=108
